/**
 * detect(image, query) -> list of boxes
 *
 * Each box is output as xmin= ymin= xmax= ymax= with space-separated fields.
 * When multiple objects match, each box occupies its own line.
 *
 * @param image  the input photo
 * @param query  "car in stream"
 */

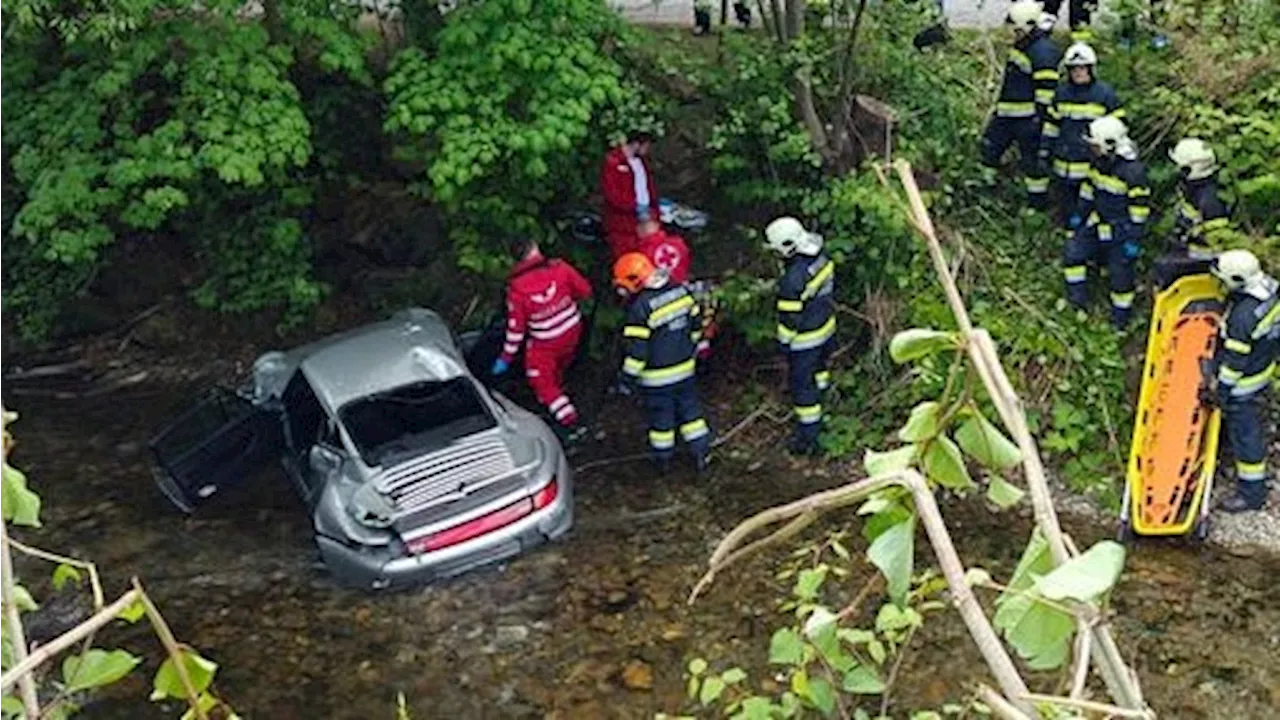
xmin=148 ymin=308 xmax=574 ymax=590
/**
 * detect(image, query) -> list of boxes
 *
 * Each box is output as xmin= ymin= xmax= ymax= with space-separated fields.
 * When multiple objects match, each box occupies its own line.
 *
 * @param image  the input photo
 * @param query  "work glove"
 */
xmin=1067 ymin=213 xmax=1083 ymax=230
xmin=1123 ymin=241 xmax=1141 ymax=260
xmin=491 ymin=358 xmax=510 ymax=376
xmin=1198 ymin=384 xmax=1219 ymax=409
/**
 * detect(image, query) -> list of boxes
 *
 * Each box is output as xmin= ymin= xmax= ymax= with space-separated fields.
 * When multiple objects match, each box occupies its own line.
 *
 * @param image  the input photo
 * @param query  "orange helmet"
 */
xmin=613 ymin=252 xmax=655 ymax=294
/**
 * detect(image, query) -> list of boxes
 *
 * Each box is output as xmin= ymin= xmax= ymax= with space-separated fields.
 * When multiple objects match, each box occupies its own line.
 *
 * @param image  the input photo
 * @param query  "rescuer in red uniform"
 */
xmin=600 ymin=131 xmax=659 ymax=261
xmin=635 ymin=219 xmax=690 ymax=284
xmin=491 ymin=238 xmax=593 ymax=441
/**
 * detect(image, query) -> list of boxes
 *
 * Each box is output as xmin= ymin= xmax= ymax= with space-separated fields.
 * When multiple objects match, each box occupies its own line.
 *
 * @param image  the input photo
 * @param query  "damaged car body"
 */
xmin=149 ymin=308 xmax=573 ymax=590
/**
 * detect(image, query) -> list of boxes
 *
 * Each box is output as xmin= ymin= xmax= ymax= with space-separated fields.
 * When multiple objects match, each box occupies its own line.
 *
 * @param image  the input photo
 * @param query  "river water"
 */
xmin=6 ymin=375 xmax=1279 ymax=718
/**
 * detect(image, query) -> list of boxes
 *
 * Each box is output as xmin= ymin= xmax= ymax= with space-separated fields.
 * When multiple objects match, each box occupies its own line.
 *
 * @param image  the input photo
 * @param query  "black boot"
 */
xmin=787 ymin=436 xmax=820 ymax=458
xmin=653 ymin=456 xmax=672 ymax=476
xmin=694 ymin=452 xmax=712 ymax=475
xmin=1220 ymin=482 xmax=1268 ymax=513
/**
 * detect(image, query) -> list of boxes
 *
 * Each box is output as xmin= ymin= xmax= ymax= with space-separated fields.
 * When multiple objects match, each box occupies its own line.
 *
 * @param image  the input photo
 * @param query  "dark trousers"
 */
xmin=1063 ymin=230 xmax=1136 ymax=327
xmin=1053 ymin=178 xmax=1084 ymax=229
xmin=981 ymin=116 xmax=1049 ymax=209
xmin=1042 ymin=0 xmax=1096 ymax=30
xmin=1223 ymin=396 xmax=1270 ymax=503
xmin=642 ymin=378 xmax=711 ymax=462
xmin=789 ymin=341 xmax=833 ymax=446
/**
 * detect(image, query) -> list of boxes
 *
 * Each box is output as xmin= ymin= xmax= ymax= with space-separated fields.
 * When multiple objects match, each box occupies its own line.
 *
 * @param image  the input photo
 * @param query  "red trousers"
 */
xmin=525 ymin=327 xmax=582 ymax=427
xmin=604 ymin=213 xmax=639 ymax=261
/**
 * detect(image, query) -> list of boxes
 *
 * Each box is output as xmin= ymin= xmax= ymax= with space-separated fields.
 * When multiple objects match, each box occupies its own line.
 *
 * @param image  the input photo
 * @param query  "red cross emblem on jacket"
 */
xmin=637 ymin=228 xmax=690 ymax=285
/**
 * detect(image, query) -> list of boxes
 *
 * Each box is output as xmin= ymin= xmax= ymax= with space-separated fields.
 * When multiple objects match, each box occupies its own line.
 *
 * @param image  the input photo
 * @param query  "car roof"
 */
xmin=291 ymin=309 xmax=471 ymax=414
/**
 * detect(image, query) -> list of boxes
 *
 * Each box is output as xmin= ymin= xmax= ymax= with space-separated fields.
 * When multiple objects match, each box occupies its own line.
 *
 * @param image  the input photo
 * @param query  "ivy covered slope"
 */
xmin=687 ymin=1 xmax=1278 ymax=500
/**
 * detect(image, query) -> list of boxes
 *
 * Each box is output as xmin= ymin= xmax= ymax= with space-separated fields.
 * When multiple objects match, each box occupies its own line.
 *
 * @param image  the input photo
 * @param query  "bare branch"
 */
xmin=0 ymin=517 xmax=41 ymax=716
xmin=0 ymin=588 xmax=141 ymax=695
xmin=134 ymin=579 xmax=210 ymax=720
xmin=976 ymin=685 xmax=1034 ymax=720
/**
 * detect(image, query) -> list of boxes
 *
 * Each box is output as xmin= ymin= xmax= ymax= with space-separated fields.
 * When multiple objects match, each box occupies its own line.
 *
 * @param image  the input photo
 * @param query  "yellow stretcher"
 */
xmin=1121 ymin=272 xmax=1226 ymax=540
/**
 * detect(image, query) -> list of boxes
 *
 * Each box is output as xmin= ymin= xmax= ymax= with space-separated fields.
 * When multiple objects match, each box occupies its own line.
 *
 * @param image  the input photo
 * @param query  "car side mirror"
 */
xmin=309 ymin=445 xmax=342 ymax=476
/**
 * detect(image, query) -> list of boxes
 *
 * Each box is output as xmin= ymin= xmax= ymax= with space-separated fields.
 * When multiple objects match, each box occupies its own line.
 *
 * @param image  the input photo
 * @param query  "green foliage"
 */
xmin=1 ymin=411 xmax=236 ymax=718
xmin=383 ymin=0 xmax=653 ymax=267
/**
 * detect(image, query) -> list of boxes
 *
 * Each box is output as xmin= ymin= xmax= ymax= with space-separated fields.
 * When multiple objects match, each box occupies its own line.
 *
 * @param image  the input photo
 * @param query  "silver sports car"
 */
xmin=149 ymin=308 xmax=574 ymax=590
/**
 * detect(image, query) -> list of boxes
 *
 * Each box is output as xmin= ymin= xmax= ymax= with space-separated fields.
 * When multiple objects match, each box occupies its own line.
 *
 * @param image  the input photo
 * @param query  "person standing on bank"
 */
xmin=600 ymin=132 xmax=659 ymax=262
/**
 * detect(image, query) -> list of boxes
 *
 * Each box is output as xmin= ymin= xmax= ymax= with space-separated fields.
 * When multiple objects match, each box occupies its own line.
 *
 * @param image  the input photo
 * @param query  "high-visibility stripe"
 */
xmin=680 ymin=418 xmax=709 ymax=441
xmin=1237 ymin=460 xmax=1268 ymax=480
xmin=623 ymin=357 xmax=645 ymax=375
xmin=815 ymin=370 xmax=831 ymax=390
xmin=1091 ymin=173 xmax=1129 ymax=195
xmin=795 ymin=404 xmax=823 ymax=424
xmin=1043 ymin=123 xmax=1060 ymax=138
xmin=647 ymin=294 xmax=695 ymax=327
xmin=1218 ymin=365 xmax=1243 ymax=384
xmin=1130 ymin=206 xmax=1151 ymax=223
xmin=1252 ymin=303 xmax=1280 ymax=339
xmin=1231 ymin=364 xmax=1275 ymax=396
xmin=1110 ymin=107 xmax=1126 ymax=119
xmin=1058 ymin=102 xmax=1107 ymax=119
xmin=802 ymin=261 xmax=834 ymax=300
xmin=1224 ymin=338 xmax=1252 ymax=354
xmin=529 ymin=313 xmax=580 ymax=340
xmin=1033 ymin=69 xmax=1059 ymax=81
xmin=623 ymin=325 xmax=651 ymax=339
xmin=791 ymin=317 xmax=836 ymax=351
xmin=777 ymin=324 xmax=798 ymax=343
xmin=777 ymin=299 xmax=804 ymax=313
xmin=1025 ymin=176 xmax=1050 ymax=193
xmin=1110 ymin=291 xmax=1135 ymax=310
xmin=648 ymin=429 xmax=676 ymax=449
xmin=1098 ymin=223 xmax=1113 ymax=241
xmin=1064 ymin=266 xmax=1087 ymax=283
xmin=639 ymin=359 xmax=697 ymax=387
xmin=554 ymin=402 xmax=577 ymax=422
xmin=1200 ymin=217 xmax=1230 ymax=232
xmin=996 ymin=101 xmax=1036 ymax=117
xmin=550 ymin=396 xmax=570 ymax=412
xmin=1035 ymin=89 xmax=1055 ymax=104
xmin=1008 ymin=49 xmax=1031 ymax=72
xmin=1127 ymin=186 xmax=1151 ymax=198
xmin=528 ymin=304 xmax=578 ymax=330
xmin=502 ymin=342 xmax=521 ymax=356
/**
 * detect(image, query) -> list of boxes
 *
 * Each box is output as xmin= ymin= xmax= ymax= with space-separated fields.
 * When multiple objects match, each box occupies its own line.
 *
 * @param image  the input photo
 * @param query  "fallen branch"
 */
xmin=0 ymin=588 xmax=141 ymax=695
xmin=572 ymin=452 xmax=650 ymax=474
xmin=1020 ymin=692 xmax=1157 ymax=719
xmin=0 ymin=517 xmax=41 ymax=716
xmin=689 ymin=470 xmax=1036 ymax=717
xmin=8 ymin=539 xmax=105 ymax=609
xmin=889 ymin=160 xmax=1147 ymax=712
xmin=711 ymin=405 xmax=770 ymax=448
xmin=134 ymin=579 xmax=209 ymax=720
xmin=976 ymin=684 xmax=1033 ymax=720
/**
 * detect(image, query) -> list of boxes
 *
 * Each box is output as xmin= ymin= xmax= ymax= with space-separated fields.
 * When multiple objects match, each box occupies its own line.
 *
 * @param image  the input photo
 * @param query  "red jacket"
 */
xmin=500 ymin=255 xmax=593 ymax=362
xmin=637 ymin=229 xmax=691 ymax=285
xmin=600 ymin=146 xmax=658 ymax=255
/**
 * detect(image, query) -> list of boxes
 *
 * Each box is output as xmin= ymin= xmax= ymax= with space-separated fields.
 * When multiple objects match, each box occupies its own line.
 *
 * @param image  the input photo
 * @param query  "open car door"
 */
xmin=149 ymin=386 xmax=284 ymax=513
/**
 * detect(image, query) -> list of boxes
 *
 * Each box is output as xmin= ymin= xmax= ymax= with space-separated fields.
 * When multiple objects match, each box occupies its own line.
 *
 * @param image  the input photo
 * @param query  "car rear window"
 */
xmin=340 ymin=378 xmax=497 ymax=466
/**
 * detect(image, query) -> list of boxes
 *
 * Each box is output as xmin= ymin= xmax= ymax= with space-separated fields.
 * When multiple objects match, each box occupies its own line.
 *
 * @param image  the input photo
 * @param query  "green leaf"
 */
xmin=922 ymin=435 xmax=975 ymax=490
xmin=179 ymin=692 xmax=220 ymax=720
xmin=150 ymin=648 xmax=218 ymax=701
xmin=52 ymin=563 xmax=82 ymax=591
xmin=955 ymin=411 xmax=1022 ymax=470
xmin=739 ymin=697 xmax=775 ymax=720
xmin=842 ymin=666 xmax=886 ymax=694
xmin=3 ymin=695 xmax=25 ymax=716
xmin=1003 ymin=595 xmax=1074 ymax=669
xmin=1035 ymin=541 xmax=1126 ymax=602
xmin=2 ymin=464 xmax=42 ymax=527
xmin=866 ymin=639 xmax=886 ymax=665
xmin=721 ymin=668 xmax=747 ymax=685
xmin=62 ymin=649 xmax=141 ymax=692
xmin=985 ymin=476 xmax=1026 ymax=510
xmin=805 ymin=676 xmax=836 ymax=715
xmin=863 ymin=445 xmax=917 ymax=477
xmin=768 ymin=628 xmax=805 ymax=665
xmin=874 ymin=604 xmax=922 ymax=634
xmin=794 ymin=566 xmax=829 ymax=600
xmin=964 ymin=568 xmax=993 ymax=587
xmin=12 ymin=585 xmax=38 ymax=612
xmin=889 ymin=329 xmax=958 ymax=363
xmin=117 ymin=597 xmax=146 ymax=624
xmin=700 ymin=675 xmax=727 ymax=706
xmin=867 ymin=518 xmax=915 ymax=605
xmin=897 ymin=402 xmax=941 ymax=442
xmin=688 ymin=658 xmax=707 ymax=676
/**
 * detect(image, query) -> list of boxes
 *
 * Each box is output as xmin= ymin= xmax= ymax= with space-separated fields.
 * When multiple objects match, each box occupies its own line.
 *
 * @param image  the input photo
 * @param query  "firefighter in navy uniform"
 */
xmin=1171 ymin=138 xmax=1232 ymax=261
xmin=1207 ymin=250 xmax=1278 ymax=513
xmin=614 ymin=252 xmax=713 ymax=474
xmin=1040 ymin=42 xmax=1123 ymax=232
xmin=765 ymin=217 xmax=836 ymax=457
xmin=980 ymin=0 xmax=1062 ymax=210
xmin=1063 ymin=116 xmax=1150 ymax=329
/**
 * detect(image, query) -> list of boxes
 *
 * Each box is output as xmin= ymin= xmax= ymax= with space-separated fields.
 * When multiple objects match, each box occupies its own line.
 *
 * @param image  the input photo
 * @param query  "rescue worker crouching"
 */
xmin=1040 ymin=42 xmax=1123 ymax=233
xmin=492 ymin=237 xmax=594 ymax=444
xmin=1205 ymin=250 xmax=1277 ymax=513
xmin=765 ymin=217 xmax=836 ymax=457
xmin=980 ymin=0 xmax=1062 ymax=210
xmin=1153 ymin=138 xmax=1233 ymax=287
xmin=1062 ymin=116 xmax=1150 ymax=329
xmin=613 ymin=253 xmax=713 ymax=474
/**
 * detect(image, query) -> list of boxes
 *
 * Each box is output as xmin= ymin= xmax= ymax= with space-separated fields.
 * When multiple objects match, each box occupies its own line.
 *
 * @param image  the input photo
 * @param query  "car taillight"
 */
xmin=532 ymin=476 xmax=559 ymax=510
xmin=406 ymin=477 xmax=559 ymax=554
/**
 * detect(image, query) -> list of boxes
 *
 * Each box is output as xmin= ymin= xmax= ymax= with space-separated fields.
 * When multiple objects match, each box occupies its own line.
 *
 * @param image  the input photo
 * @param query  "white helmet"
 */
xmin=1084 ymin=115 xmax=1134 ymax=157
xmin=764 ymin=217 xmax=823 ymax=258
xmin=1169 ymin=138 xmax=1218 ymax=181
xmin=1007 ymin=1 xmax=1045 ymax=31
xmin=1063 ymin=42 xmax=1098 ymax=67
xmin=1212 ymin=249 xmax=1263 ymax=293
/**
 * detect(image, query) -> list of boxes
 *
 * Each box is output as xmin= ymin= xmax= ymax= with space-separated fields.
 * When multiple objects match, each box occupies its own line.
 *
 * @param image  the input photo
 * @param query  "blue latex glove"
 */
xmin=1067 ymin=214 xmax=1082 ymax=230
xmin=636 ymin=203 xmax=651 ymax=221
xmin=1123 ymin=241 xmax=1141 ymax=260
xmin=491 ymin=358 xmax=510 ymax=376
